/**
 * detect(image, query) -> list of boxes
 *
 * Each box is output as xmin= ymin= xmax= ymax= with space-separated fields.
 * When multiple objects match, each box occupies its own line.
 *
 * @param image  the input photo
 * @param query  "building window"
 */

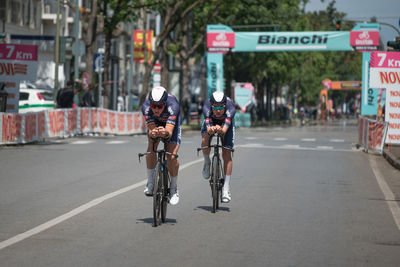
xmin=33 ymin=4 xmax=37 ymax=28
xmin=11 ymin=1 xmax=21 ymax=25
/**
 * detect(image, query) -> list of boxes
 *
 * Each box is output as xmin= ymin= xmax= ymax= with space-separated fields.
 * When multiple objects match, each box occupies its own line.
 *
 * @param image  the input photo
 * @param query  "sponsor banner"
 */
xmin=350 ymin=31 xmax=379 ymax=51
xmin=369 ymin=68 xmax=400 ymax=89
xmin=331 ymin=81 xmax=362 ymax=90
xmin=370 ymin=51 xmax=400 ymax=69
xmin=385 ymin=88 xmax=400 ymax=144
xmin=207 ymin=32 xmax=235 ymax=49
xmin=362 ymin=52 xmax=379 ymax=115
xmin=234 ymin=31 xmax=352 ymax=52
xmin=207 ymin=52 xmax=224 ymax=97
xmin=0 ymin=44 xmax=38 ymax=113
xmin=133 ymin=30 xmax=153 ymax=63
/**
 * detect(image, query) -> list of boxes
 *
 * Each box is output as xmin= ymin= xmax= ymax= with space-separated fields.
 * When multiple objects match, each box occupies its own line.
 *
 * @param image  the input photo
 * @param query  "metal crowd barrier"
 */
xmin=358 ymin=116 xmax=388 ymax=154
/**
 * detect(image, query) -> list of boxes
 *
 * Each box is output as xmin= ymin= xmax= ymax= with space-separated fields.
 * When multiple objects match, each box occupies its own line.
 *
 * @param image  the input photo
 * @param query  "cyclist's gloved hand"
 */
xmin=157 ymin=126 xmax=170 ymax=139
xmin=206 ymin=126 xmax=215 ymax=135
xmin=149 ymin=128 xmax=159 ymax=139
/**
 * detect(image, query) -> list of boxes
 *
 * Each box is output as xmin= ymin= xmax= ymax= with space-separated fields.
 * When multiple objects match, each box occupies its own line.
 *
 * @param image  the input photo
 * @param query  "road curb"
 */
xmin=383 ymin=149 xmax=400 ymax=171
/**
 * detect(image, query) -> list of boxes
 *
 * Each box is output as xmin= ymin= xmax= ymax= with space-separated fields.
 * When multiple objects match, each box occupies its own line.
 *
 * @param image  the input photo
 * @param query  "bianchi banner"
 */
xmin=234 ymin=31 xmax=353 ymax=52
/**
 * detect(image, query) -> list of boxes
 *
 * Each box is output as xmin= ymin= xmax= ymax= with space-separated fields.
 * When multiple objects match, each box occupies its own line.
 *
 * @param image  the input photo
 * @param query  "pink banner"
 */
xmin=109 ymin=112 xmax=116 ymax=132
xmin=370 ymin=51 xmax=400 ymax=68
xmin=67 ymin=109 xmax=78 ymax=133
xmin=207 ymin=32 xmax=235 ymax=48
xmin=350 ymin=31 xmax=379 ymax=47
xmin=25 ymin=114 xmax=37 ymax=142
xmin=80 ymin=109 xmax=89 ymax=131
xmin=38 ymin=112 xmax=46 ymax=138
xmin=118 ymin=114 xmax=125 ymax=132
xmin=0 ymin=44 xmax=38 ymax=61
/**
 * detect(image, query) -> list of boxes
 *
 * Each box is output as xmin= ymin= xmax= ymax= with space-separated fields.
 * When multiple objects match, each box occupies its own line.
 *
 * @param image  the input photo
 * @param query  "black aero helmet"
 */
xmin=149 ymin=86 xmax=168 ymax=104
xmin=210 ymin=91 xmax=226 ymax=105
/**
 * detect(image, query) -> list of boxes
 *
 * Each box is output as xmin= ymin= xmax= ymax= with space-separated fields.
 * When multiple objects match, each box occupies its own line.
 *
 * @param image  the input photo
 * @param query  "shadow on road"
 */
xmin=136 ymin=217 xmax=177 ymax=226
xmin=195 ymin=206 xmax=230 ymax=212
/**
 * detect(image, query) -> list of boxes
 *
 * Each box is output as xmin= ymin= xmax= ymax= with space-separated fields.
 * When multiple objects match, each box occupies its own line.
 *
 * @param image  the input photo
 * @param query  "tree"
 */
xmin=99 ymin=0 xmax=138 ymax=109
xmin=64 ymin=0 xmax=99 ymax=91
xmin=138 ymin=0 xmax=208 ymax=107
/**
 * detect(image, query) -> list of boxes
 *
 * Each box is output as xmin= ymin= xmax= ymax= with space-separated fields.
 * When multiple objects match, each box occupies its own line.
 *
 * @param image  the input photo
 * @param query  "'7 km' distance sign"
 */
xmin=369 ymin=51 xmax=400 ymax=88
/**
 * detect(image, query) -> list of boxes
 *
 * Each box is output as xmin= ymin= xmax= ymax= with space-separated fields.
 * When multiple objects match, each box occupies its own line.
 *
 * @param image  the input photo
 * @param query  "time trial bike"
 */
xmin=197 ymin=133 xmax=234 ymax=213
xmin=139 ymin=138 xmax=178 ymax=226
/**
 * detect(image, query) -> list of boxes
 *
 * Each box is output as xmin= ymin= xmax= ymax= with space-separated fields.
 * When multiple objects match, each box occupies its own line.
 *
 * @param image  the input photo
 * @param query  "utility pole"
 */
xmin=74 ymin=0 xmax=80 ymax=86
xmin=54 ymin=0 xmax=61 ymax=107
xmin=127 ymin=21 xmax=134 ymax=111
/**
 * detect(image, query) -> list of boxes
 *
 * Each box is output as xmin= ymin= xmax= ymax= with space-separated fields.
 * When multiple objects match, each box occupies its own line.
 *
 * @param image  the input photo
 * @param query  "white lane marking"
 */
xmin=237 ymin=144 xmax=355 ymax=152
xmin=330 ymin=139 xmax=345 ymax=143
xmin=245 ymin=137 xmax=257 ymax=140
xmin=369 ymin=156 xmax=400 ymax=231
xmin=240 ymin=143 xmax=264 ymax=147
xmin=301 ymin=138 xmax=316 ymax=142
xmin=316 ymin=146 xmax=334 ymax=150
xmin=0 ymin=158 xmax=204 ymax=250
xmin=70 ymin=140 xmax=95 ymax=145
xmin=105 ymin=140 xmax=128 ymax=145
xmin=283 ymin=144 xmax=300 ymax=149
xmin=274 ymin=137 xmax=287 ymax=141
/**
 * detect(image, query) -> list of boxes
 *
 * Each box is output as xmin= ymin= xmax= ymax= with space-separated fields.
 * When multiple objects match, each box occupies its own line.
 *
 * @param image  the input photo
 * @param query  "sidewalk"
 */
xmin=383 ymin=145 xmax=400 ymax=170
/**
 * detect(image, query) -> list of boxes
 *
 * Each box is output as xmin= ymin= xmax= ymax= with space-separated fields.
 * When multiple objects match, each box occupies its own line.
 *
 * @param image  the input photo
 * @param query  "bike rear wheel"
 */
xmin=161 ymin=167 xmax=169 ymax=223
xmin=211 ymin=156 xmax=219 ymax=213
xmin=153 ymin=163 xmax=162 ymax=227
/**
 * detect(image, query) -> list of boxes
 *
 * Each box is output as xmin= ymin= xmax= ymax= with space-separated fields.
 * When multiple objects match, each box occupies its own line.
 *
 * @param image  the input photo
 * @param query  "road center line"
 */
xmin=369 ymin=156 xmax=400 ymax=231
xmin=0 ymin=158 xmax=204 ymax=251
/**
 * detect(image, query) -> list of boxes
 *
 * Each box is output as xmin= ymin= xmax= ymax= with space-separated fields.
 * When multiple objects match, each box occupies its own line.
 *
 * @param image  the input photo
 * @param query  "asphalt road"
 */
xmin=1 ymin=119 xmax=400 ymax=267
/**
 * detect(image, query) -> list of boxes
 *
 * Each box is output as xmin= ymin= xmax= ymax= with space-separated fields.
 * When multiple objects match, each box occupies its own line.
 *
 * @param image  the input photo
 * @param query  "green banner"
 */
xmin=234 ymin=31 xmax=353 ymax=52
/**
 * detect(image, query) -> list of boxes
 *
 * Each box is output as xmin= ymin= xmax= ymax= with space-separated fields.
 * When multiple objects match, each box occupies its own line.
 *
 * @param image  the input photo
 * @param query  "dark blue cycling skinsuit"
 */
xmin=142 ymin=93 xmax=182 ymax=145
xmin=201 ymin=96 xmax=236 ymax=149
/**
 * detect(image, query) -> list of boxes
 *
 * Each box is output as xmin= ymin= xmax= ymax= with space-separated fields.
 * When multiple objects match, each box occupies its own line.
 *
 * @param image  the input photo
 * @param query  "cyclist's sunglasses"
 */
xmin=212 ymin=105 xmax=225 ymax=111
xmin=150 ymin=103 xmax=165 ymax=109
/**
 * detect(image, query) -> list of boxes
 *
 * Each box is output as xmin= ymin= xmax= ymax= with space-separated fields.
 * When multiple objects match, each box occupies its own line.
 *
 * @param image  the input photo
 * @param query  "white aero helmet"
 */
xmin=149 ymin=86 xmax=168 ymax=104
xmin=210 ymin=91 xmax=227 ymax=105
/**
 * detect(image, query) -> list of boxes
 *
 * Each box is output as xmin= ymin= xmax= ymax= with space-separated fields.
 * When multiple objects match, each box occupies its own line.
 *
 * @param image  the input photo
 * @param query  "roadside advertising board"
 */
xmin=133 ymin=30 xmax=153 ymax=63
xmin=234 ymin=83 xmax=255 ymax=113
xmin=361 ymin=52 xmax=379 ymax=115
xmin=0 ymin=44 xmax=38 ymax=113
xmin=369 ymin=51 xmax=400 ymax=144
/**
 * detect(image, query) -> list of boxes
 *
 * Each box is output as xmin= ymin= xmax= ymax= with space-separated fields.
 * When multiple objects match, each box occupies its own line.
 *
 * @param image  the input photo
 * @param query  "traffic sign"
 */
xmin=94 ymin=53 xmax=104 ymax=73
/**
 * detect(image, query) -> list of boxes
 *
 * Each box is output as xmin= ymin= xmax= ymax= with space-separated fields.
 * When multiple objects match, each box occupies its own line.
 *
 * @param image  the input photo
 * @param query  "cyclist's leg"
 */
xmin=166 ymin=123 xmax=181 ymax=205
xmin=144 ymin=136 xmax=159 ymax=195
xmin=201 ymin=122 xmax=212 ymax=179
xmin=222 ymin=123 xmax=234 ymax=202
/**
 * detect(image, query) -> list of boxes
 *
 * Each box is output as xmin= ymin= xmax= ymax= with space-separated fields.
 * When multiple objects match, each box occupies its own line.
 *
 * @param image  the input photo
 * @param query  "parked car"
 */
xmin=19 ymin=88 xmax=54 ymax=114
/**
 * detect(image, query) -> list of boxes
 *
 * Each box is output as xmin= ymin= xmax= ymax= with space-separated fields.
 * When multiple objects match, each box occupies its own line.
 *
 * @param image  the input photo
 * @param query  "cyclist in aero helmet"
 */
xmin=201 ymin=91 xmax=236 ymax=203
xmin=141 ymin=86 xmax=182 ymax=205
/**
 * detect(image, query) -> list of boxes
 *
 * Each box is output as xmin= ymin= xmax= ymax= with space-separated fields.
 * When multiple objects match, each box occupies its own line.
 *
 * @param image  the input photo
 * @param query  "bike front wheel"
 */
xmin=161 ymin=167 xmax=169 ymax=223
xmin=211 ymin=156 xmax=219 ymax=213
xmin=153 ymin=163 xmax=162 ymax=226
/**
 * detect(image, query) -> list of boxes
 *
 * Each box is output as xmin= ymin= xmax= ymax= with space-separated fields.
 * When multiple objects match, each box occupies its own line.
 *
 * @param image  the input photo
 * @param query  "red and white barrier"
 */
xmin=358 ymin=116 xmax=388 ymax=154
xmin=0 ymin=108 xmax=146 ymax=145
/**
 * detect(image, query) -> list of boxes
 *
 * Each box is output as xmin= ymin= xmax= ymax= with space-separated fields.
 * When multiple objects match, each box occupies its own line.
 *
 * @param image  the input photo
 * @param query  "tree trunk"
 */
xmin=103 ymin=31 xmax=112 ymax=109
xmin=160 ymin=38 xmax=169 ymax=88
xmin=266 ymin=78 xmax=272 ymax=120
